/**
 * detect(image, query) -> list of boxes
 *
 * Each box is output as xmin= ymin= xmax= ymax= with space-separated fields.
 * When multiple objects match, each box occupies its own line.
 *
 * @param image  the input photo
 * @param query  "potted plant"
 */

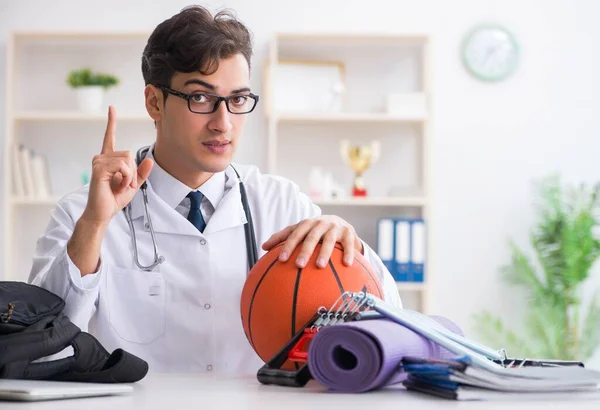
xmin=66 ymin=68 xmax=119 ymax=112
xmin=472 ymin=174 xmax=600 ymax=362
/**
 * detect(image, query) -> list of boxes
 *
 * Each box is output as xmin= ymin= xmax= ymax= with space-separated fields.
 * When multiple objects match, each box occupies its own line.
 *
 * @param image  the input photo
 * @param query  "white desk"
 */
xmin=3 ymin=373 xmax=600 ymax=409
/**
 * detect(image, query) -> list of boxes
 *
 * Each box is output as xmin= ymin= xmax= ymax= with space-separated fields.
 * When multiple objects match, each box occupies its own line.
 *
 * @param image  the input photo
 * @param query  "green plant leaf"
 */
xmin=471 ymin=311 xmax=535 ymax=357
xmin=579 ymin=293 xmax=600 ymax=360
xmin=472 ymin=174 xmax=600 ymax=364
xmin=501 ymin=240 xmax=548 ymax=305
xmin=66 ymin=68 xmax=119 ymax=88
xmin=524 ymin=300 xmax=568 ymax=359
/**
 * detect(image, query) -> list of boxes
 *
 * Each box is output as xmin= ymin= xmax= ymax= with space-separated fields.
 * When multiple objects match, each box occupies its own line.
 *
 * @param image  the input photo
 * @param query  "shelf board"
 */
xmin=275 ymin=32 xmax=428 ymax=45
xmin=396 ymin=282 xmax=427 ymax=292
xmin=11 ymin=196 xmax=61 ymax=205
xmin=274 ymin=112 xmax=426 ymax=124
xmin=14 ymin=111 xmax=150 ymax=122
xmin=12 ymin=196 xmax=425 ymax=207
xmin=313 ymin=197 xmax=426 ymax=207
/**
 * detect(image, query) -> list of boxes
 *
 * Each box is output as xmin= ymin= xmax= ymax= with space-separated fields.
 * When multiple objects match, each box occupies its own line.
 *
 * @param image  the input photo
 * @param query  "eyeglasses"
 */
xmin=159 ymin=86 xmax=259 ymax=114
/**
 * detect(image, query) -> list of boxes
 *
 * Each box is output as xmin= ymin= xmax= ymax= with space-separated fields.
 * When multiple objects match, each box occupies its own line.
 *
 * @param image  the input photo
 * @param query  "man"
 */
xmin=29 ymin=5 xmax=401 ymax=374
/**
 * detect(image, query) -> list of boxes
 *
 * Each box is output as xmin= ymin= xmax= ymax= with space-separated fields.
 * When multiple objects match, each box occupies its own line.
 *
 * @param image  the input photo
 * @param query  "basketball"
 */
xmin=240 ymin=242 xmax=384 ymax=367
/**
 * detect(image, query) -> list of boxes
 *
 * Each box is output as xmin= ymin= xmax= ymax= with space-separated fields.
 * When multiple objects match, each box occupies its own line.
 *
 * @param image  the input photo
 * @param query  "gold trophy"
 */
xmin=340 ymin=139 xmax=381 ymax=197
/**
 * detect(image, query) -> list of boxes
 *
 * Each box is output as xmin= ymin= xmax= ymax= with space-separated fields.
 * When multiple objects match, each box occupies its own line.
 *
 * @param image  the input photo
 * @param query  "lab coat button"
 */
xmin=207 ymin=365 xmax=213 ymax=371
xmin=200 ymin=239 xmax=207 ymax=245
xmin=204 ymin=303 xmax=211 ymax=310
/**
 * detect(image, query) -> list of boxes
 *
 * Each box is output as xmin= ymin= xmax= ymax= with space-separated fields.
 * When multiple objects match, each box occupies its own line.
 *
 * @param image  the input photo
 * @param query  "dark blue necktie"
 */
xmin=187 ymin=191 xmax=207 ymax=233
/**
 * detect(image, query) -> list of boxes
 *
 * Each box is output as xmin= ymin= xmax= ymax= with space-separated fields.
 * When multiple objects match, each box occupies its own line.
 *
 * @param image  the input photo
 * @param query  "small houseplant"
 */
xmin=66 ymin=68 xmax=119 ymax=112
xmin=472 ymin=174 xmax=600 ymax=362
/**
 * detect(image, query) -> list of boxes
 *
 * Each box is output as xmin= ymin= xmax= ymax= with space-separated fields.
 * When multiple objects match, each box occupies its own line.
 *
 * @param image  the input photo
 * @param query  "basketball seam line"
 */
xmin=247 ymin=256 xmax=280 ymax=354
xmin=291 ymin=267 xmax=302 ymax=371
xmin=354 ymin=256 xmax=384 ymax=298
xmin=334 ymin=243 xmax=383 ymax=298
xmin=328 ymin=259 xmax=345 ymax=295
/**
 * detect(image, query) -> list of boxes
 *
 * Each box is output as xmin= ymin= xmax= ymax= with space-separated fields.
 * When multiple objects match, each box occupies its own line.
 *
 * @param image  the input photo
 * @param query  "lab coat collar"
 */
xmin=203 ymin=165 xmax=247 ymax=235
xmin=145 ymin=148 xmax=226 ymax=211
xmin=127 ymin=157 xmax=246 ymax=237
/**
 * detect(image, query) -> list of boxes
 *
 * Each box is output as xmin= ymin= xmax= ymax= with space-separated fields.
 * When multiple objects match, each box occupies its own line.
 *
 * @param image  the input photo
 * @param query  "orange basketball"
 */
xmin=240 ymin=242 xmax=384 ymax=367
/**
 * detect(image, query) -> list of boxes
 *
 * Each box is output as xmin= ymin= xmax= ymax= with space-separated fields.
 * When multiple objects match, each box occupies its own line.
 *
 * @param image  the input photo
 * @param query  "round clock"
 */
xmin=461 ymin=25 xmax=520 ymax=82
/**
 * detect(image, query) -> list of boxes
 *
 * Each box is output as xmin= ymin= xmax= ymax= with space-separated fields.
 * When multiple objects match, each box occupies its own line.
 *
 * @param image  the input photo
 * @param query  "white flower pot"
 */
xmin=75 ymin=86 xmax=105 ymax=112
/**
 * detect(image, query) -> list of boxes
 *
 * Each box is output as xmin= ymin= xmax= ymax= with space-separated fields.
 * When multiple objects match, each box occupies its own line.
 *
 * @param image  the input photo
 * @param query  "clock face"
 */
xmin=462 ymin=25 xmax=519 ymax=82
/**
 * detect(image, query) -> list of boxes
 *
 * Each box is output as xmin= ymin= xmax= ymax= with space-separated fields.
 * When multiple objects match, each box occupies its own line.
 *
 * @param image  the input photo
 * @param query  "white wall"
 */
xmin=2 ymin=0 xmax=600 ymax=363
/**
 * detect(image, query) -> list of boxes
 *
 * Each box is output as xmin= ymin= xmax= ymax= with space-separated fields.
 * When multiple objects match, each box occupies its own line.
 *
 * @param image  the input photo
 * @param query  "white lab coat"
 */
xmin=28 ymin=162 xmax=402 ymax=375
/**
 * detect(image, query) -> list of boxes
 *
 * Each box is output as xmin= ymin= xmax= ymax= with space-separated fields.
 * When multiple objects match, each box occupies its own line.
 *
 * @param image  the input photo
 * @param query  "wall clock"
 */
xmin=461 ymin=25 xmax=520 ymax=82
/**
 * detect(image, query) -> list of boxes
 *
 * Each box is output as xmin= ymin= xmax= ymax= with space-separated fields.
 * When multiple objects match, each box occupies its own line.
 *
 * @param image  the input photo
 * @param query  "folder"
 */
xmin=402 ymin=355 xmax=600 ymax=401
xmin=376 ymin=218 xmax=395 ymax=276
xmin=410 ymin=219 xmax=425 ymax=282
xmin=394 ymin=219 xmax=411 ymax=282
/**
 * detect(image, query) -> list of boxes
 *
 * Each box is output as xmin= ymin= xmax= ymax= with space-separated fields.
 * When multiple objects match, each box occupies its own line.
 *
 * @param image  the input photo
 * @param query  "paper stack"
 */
xmin=401 ymin=356 xmax=600 ymax=401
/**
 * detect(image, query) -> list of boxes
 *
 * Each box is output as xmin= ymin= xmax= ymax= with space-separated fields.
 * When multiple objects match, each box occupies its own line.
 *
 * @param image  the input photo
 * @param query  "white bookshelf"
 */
xmin=3 ymin=31 xmax=154 ymax=283
xmin=3 ymin=30 xmax=434 ymax=314
xmin=265 ymin=33 xmax=433 ymax=313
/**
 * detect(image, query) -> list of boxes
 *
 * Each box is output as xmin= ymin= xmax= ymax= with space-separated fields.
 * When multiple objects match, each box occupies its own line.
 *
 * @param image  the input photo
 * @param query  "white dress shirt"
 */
xmin=146 ymin=148 xmax=223 ymax=226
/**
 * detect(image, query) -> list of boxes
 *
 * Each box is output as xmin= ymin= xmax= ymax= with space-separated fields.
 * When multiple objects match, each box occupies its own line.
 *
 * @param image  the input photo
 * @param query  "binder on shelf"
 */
xmin=376 ymin=218 xmax=395 ymax=276
xmin=376 ymin=217 xmax=427 ymax=284
xmin=394 ymin=219 xmax=411 ymax=282
xmin=410 ymin=219 xmax=426 ymax=282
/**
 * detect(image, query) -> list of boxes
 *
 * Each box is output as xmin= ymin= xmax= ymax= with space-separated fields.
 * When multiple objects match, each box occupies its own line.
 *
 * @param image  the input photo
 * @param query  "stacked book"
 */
xmin=11 ymin=143 xmax=53 ymax=199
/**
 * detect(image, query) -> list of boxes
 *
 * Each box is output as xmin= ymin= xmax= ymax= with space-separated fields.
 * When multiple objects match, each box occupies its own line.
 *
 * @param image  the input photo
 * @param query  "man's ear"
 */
xmin=144 ymin=85 xmax=163 ymax=123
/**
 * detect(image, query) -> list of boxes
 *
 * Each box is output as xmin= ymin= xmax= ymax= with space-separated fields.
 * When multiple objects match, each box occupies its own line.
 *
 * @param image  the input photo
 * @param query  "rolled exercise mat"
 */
xmin=307 ymin=316 xmax=462 ymax=392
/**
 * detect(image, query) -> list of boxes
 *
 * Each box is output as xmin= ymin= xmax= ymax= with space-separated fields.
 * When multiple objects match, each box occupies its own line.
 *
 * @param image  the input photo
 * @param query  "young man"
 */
xmin=28 ymin=5 xmax=401 ymax=374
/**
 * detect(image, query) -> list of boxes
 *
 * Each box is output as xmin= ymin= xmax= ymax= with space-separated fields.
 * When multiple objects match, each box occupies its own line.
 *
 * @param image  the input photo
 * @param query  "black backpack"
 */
xmin=0 ymin=281 xmax=148 ymax=383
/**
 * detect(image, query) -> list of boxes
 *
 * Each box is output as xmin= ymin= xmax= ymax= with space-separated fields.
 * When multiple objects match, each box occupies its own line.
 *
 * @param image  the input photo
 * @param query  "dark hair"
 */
xmin=141 ymin=5 xmax=253 ymax=89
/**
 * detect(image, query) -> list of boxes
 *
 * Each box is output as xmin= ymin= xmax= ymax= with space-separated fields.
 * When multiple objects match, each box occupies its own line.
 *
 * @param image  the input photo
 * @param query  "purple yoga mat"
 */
xmin=307 ymin=316 xmax=462 ymax=393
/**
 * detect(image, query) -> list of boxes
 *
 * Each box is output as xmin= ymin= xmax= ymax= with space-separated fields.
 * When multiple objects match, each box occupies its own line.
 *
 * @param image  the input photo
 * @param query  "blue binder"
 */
xmin=376 ymin=218 xmax=395 ymax=276
xmin=394 ymin=219 xmax=411 ymax=282
xmin=377 ymin=217 xmax=426 ymax=283
xmin=410 ymin=219 xmax=426 ymax=282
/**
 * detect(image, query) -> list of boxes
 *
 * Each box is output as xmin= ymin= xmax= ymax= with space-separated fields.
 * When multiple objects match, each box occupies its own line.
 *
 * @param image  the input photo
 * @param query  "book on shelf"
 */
xmin=11 ymin=143 xmax=53 ymax=200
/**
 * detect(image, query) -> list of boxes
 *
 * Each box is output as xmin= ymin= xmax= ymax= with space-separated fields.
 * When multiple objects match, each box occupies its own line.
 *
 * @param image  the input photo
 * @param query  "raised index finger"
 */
xmin=101 ymin=105 xmax=117 ymax=154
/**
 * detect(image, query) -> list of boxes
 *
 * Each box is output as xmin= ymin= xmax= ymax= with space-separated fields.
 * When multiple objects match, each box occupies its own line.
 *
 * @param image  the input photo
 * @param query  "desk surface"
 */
xmin=3 ymin=373 xmax=600 ymax=409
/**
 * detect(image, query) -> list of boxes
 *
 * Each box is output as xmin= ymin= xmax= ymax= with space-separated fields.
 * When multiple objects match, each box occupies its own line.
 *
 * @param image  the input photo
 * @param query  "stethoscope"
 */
xmin=123 ymin=145 xmax=259 ymax=272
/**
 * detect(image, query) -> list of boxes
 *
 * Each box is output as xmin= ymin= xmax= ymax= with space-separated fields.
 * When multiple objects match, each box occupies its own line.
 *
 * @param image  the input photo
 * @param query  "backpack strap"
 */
xmin=0 ymin=313 xmax=148 ymax=383
xmin=0 ymin=314 xmax=78 ymax=368
xmin=52 ymin=332 xmax=149 ymax=383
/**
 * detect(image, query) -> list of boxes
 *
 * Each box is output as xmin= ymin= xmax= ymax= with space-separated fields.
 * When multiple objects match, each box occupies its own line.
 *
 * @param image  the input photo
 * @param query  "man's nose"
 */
xmin=208 ymin=101 xmax=233 ymax=134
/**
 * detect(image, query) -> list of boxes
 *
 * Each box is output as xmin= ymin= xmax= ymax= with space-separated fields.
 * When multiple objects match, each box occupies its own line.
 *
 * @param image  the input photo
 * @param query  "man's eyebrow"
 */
xmin=183 ymin=79 xmax=216 ymax=90
xmin=183 ymin=80 xmax=251 ymax=95
xmin=231 ymin=87 xmax=251 ymax=94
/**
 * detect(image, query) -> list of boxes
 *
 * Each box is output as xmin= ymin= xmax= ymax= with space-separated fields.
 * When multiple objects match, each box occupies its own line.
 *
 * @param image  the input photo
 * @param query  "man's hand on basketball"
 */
xmin=262 ymin=215 xmax=364 ymax=269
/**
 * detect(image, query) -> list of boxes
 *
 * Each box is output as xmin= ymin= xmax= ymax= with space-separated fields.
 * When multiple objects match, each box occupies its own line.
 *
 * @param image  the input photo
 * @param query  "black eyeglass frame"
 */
xmin=159 ymin=86 xmax=259 ymax=114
